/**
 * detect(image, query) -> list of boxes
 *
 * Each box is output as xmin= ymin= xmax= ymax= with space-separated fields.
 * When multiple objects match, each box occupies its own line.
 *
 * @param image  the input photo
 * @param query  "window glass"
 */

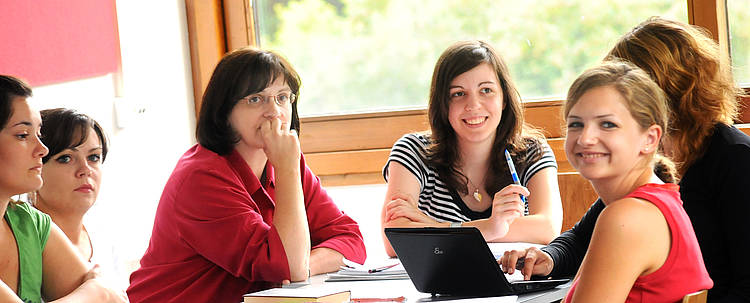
xmin=728 ymin=0 xmax=750 ymax=86
xmin=255 ymin=0 xmax=687 ymax=116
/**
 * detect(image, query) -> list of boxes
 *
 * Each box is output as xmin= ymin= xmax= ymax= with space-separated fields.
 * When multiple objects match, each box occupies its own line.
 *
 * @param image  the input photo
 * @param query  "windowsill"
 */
xmin=299 ymin=97 xmax=565 ymax=122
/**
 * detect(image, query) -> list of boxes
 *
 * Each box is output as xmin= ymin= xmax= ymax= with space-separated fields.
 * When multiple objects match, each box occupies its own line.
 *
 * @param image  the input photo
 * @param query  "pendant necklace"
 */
xmin=466 ymin=178 xmax=482 ymax=202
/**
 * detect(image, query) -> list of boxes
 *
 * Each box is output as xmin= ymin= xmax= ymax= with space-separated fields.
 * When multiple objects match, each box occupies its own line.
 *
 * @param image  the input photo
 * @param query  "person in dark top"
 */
xmin=500 ymin=17 xmax=750 ymax=302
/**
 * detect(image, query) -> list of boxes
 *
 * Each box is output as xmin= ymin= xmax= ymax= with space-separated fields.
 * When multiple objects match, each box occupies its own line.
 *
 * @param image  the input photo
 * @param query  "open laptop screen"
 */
xmin=385 ymin=227 xmax=568 ymax=296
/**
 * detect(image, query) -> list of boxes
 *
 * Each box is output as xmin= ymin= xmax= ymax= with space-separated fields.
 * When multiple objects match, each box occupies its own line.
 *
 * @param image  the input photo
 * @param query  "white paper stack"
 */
xmin=325 ymin=260 xmax=409 ymax=282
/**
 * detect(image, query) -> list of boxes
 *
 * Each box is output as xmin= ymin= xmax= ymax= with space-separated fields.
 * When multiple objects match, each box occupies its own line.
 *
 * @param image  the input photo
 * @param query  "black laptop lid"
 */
xmin=384 ymin=227 xmax=514 ymax=296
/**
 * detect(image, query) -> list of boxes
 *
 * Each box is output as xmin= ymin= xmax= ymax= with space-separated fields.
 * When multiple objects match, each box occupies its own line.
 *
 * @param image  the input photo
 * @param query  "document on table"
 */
xmin=325 ymin=259 xmax=409 ymax=282
xmin=437 ymin=296 xmax=517 ymax=302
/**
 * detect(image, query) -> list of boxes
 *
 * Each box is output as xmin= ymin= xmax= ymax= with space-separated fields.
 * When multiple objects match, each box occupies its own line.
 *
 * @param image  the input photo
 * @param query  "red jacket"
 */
xmin=127 ymin=145 xmax=366 ymax=303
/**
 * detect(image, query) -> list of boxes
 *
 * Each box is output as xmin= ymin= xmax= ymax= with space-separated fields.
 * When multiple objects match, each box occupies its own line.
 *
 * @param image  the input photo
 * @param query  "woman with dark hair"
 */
xmin=381 ymin=40 xmax=563 ymax=257
xmin=0 ymin=75 xmax=125 ymax=303
xmin=608 ymin=17 xmax=750 ymax=303
xmin=501 ymin=17 xmax=750 ymax=303
xmin=31 ymin=108 xmax=108 ymax=263
xmin=126 ymin=48 xmax=366 ymax=303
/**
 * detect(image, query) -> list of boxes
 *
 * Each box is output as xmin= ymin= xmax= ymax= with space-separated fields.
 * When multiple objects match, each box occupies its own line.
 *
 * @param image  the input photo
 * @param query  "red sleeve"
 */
xmin=301 ymin=155 xmax=367 ymax=264
xmin=172 ymin=165 xmax=291 ymax=283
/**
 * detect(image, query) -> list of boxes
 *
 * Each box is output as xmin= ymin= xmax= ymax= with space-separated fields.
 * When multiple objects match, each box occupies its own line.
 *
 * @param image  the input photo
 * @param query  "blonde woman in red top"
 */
xmin=561 ymin=62 xmax=711 ymax=302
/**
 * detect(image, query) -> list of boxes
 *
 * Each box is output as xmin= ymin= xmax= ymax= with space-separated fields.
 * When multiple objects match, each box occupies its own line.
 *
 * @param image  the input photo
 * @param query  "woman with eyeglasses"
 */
xmin=0 ymin=75 xmax=126 ymax=303
xmin=126 ymin=48 xmax=366 ymax=303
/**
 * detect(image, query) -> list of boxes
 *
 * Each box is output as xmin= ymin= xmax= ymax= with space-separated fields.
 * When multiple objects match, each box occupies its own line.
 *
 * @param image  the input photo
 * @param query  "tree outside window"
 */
xmin=255 ymin=0 xmax=687 ymax=116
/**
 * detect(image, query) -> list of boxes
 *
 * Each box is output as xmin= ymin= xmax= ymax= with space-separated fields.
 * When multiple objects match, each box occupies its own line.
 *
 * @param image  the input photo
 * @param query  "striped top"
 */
xmin=383 ymin=133 xmax=557 ymax=223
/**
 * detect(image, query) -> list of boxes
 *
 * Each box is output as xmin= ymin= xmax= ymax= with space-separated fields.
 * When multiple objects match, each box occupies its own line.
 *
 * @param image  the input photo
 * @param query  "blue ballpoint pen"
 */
xmin=504 ymin=149 xmax=528 ymax=204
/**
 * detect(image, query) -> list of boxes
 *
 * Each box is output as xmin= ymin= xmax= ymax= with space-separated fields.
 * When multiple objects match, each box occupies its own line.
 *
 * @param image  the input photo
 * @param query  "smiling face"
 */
xmin=229 ymin=76 xmax=293 ymax=154
xmin=447 ymin=63 xmax=504 ymax=148
xmin=0 ymin=97 xmax=48 ymax=199
xmin=565 ymin=86 xmax=656 ymax=181
xmin=36 ymin=126 xmax=103 ymax=214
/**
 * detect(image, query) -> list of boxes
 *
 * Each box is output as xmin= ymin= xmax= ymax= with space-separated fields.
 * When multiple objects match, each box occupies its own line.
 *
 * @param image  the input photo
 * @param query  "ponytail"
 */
xmin=653 ymin=154 xmax=677 ymax=183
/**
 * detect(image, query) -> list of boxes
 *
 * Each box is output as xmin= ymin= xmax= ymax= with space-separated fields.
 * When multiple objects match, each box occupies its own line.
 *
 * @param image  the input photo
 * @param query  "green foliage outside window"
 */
xmin=729 ymin=0 xmax=750 ymax=85
xmin=256 ymin=0 xmax=688 ymax=116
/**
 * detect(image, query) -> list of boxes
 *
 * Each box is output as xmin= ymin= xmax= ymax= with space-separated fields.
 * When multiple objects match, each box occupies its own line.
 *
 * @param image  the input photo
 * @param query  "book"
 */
xmin=243 ymin=287 xmax=350 ymax=303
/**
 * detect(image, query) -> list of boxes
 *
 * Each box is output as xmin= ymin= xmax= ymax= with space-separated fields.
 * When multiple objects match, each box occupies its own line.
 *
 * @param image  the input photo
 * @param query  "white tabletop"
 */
xmin=278 ymin=242 xmax=571 ymax=303
xmin=287 ymin=273 xmax=571 ymax=303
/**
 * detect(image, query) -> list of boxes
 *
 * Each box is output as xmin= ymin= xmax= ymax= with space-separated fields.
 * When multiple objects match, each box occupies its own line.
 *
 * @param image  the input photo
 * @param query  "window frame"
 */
xmin=184 ymin=0 xmax=746 ymax=186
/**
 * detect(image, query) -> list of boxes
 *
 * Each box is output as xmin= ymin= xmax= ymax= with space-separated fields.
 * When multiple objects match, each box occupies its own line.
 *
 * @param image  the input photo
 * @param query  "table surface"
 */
xmin=289 ymin=274 xmax=571 ymax=303
xmin=282 ymin=242 xmax=571 ymax=303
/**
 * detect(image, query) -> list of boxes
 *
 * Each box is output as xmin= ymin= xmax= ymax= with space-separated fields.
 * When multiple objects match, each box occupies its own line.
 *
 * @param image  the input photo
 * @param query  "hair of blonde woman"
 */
xmin=565 ymin=61 xmax=675 ymax=182
xmin=607 ymin=17 xmax=741 ymax=175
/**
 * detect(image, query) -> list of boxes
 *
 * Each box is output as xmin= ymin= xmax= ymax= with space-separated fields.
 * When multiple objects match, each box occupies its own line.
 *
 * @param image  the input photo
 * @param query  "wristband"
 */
xmin=450 ymin=221 xmax=462 ymax=228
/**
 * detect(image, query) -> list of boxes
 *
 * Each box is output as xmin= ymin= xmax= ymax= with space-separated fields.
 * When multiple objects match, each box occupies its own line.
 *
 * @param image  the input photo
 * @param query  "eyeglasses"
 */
xmin=239 ymin=92 xmax=296 ymax=107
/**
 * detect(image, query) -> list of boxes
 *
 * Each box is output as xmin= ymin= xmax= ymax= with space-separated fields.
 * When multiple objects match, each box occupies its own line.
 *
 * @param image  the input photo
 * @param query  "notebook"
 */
xmin=384 ymin=227 xmax=569 ymax=296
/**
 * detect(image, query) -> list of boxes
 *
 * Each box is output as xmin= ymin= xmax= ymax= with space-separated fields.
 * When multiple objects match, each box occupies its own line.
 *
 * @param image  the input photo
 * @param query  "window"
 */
xmin=728 ymin=0 xmax=750 ymax=86
xmin=255 ymin=0 xmax=687 ymax=116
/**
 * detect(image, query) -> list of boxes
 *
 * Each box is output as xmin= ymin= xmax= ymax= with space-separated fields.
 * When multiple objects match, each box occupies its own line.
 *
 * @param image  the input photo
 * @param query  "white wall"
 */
xmin=28 ymin=0 xmax=195 ymax=288
xmin=325 ymin=184 xmax=390 ymax=263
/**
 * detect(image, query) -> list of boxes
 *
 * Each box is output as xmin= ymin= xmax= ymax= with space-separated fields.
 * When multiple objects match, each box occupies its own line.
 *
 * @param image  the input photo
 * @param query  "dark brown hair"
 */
xmin=607 ymin=17 xmax=741 ymax=175
xmin=0 ymin=75 xmax=33 ymax=129
xmin=426 ymin=40 xmax=542 ymax=196
xmin=196 ymin=47 xmax=301 ymax=155
xmin=40 ymin=108 xmax=109 ymax=164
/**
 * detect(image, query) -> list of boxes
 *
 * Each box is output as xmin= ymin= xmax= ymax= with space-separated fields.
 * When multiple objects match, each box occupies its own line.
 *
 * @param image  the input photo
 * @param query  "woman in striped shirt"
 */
xmin=381 ymin=40 xmax=563 ymax=257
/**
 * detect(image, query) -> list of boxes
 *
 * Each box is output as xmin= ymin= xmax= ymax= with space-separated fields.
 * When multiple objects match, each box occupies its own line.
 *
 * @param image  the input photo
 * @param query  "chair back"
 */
xmin=682 ymin=290 xmax=708 ymax=303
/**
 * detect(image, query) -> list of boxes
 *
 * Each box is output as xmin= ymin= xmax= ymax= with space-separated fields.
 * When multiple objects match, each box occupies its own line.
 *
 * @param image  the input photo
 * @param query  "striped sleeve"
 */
xmin=383 ymin=134 xmax=431 ymax=191
xmin=519 ymin=139 xmax=558 ymax=186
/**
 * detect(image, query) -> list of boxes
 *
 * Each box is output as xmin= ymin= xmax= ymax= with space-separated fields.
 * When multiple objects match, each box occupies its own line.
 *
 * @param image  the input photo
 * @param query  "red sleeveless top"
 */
xmin=564 ymin=183 xmax=712 ymax=302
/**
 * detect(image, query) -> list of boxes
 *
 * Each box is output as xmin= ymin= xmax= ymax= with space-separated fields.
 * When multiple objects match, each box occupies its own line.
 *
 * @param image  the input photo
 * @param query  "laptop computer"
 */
xmin=384 ymin=227 xmax=569 ymax=297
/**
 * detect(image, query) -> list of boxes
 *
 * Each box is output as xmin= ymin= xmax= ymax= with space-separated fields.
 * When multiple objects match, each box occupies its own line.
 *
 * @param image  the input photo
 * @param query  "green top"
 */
xmin=4 ymin=202 xmax=51 ymax=303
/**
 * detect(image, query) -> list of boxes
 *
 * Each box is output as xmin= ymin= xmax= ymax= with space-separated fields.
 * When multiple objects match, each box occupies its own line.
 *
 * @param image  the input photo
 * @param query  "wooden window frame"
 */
xmin=184 ymin=0 xmax=743 ymax=186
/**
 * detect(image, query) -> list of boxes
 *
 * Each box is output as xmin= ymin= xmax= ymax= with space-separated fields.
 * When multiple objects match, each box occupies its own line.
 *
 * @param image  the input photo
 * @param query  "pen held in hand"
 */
xmin=504 ymin=149 xmax=528 ymax=204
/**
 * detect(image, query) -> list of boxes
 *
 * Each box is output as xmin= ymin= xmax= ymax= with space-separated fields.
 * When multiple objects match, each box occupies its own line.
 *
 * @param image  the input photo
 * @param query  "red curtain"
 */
xmin=0 ymin=0 xmax=120 ymax=86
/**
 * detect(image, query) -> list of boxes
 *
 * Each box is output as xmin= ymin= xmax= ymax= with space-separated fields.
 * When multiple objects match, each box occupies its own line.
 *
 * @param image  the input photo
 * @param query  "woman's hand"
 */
xmin=82 ymin=264 xmax=101 ymax=282
xmin=79 ymin=265 xmax=129 ymax=303
xmin=486 ymin=184 xmax=528 ymax=239
xmin=260 ymin=117 xmax=309 ymax=281
xmin=384 ymin=193 xmax=435 ymax=224
xmin=498 ymin=246 xmax=554 ymax=280
xmin=260 ymin=117 xmax=300 ymax=170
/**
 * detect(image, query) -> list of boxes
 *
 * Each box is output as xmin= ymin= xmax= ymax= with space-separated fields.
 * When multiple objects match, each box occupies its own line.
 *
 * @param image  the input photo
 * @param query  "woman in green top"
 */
xmin=0 ymin=75 xmax=126 ymax=303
